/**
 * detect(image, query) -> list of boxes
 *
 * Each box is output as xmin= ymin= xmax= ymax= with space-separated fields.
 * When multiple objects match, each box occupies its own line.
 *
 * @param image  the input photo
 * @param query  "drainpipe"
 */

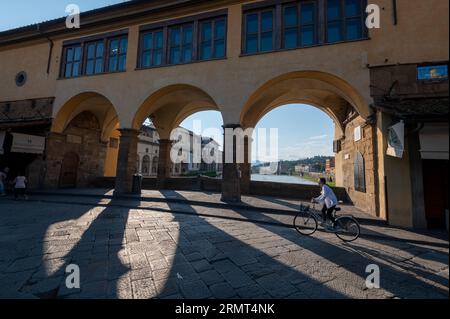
xmin=392 ymin=0 xmax=398 ymax=25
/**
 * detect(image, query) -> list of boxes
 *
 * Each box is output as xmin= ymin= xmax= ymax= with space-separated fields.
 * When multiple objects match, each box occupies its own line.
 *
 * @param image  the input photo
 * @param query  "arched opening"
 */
xmin=177 ymin=110 xmax=223 ymax=178
xmin=48 ymin=92 xmax=120 ymax=188
xmin=132 ymin=85 xmax=223 ymax=187
xmin=141 ymin=155 xmax=151 ymax=176
xmin=240 ymin=71 xmax=377 ymax=216
xmin=250 ymin=104 xmax=336 ymax=186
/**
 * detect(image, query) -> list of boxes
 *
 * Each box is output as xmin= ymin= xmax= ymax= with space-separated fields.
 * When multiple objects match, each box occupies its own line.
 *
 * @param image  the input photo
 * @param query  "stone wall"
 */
xmin=94 ymin=176 xmax=349 ymax=202
xmin=338 ymin=115 xmax=378 ymax=216
xmin=44 ymin=112 xmax=108 ymax=188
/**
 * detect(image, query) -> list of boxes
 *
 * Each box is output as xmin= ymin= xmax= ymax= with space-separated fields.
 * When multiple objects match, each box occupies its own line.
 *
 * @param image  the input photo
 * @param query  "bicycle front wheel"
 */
xmin=294 ymin=212 xmax=318 ymax=236
xmin=335 ymin=217 xmax=360 ymax=242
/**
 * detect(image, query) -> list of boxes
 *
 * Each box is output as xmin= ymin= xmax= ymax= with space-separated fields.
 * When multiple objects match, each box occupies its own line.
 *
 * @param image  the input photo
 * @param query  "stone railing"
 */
xmin=94 ymin=176 xmax=349 ymax=202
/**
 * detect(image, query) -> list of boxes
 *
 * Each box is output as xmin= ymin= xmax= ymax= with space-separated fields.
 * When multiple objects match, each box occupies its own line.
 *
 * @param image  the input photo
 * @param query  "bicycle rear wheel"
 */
xmin=334 ymin=217 xmax=360 ymax=242
xmin=294 ymin=212 xmax=318 ymax=236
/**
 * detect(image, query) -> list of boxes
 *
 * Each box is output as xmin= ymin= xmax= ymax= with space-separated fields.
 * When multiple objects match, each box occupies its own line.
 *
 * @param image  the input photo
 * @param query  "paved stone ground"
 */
xmin=0 ymin=190 xmax=448 ymax=299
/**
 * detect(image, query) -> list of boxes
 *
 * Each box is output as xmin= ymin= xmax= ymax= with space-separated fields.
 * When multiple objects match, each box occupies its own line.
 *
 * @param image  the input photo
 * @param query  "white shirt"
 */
xmin=14 ymin=176 xmax=27 ymax=189
xmin=315 ymin=184 xmax=338 ymax=209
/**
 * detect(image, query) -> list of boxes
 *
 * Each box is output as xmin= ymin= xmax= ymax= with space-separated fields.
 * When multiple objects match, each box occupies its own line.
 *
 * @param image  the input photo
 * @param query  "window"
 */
xmin=108 ymin=36 xmax=128 ymax=72
xmin=61 ymin=30 xmax=128 ymax=78
xmin=141 ymin=30 xmax=164 ymax=68
xmin=354 ymin=152 xmax=366 ymax=192
xmin=63 ymin=45 xmax=82 ymax=78
xmin=85 ymin=41 xmax=104 ymax=75
xmin=138 ymin=11 xmax=227 ymax=69
xmin=142 ymin=156 xmax=150 ymax=176
xmin=417 ymin=65 xmax=449 ymax=81
xmin=242 ymin=0 xmax=367 ymax=55
xmin=168 ymin=24 xmax=193 ymax=64
xmin=327 ymin=0 xmax=365 ymax=43
xmin=244 ymin=9 xmax=274 ymax=54
xmin=282 ymin=2 xmax=317 ymax=49
xmin=199 ymin=18 xmax=226 ymax=60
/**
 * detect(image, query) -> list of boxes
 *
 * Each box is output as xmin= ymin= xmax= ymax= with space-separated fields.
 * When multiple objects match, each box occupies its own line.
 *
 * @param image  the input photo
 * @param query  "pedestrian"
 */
xmin=12 ymin=172 xmax=28 ymax=200
xmin=0 ymin=167 xmax=9 ymax=196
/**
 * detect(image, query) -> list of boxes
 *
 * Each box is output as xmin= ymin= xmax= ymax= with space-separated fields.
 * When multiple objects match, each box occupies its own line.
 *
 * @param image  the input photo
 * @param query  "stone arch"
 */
xmin=52 ymin=91 xmax=120 ymax=143
xmin=240 ymin=70 xmax=371 ymax=137
xmin=151 ymin=157 xmax=158 ymax=174
xmin=132 ymin=84 xmax=222 ymax=139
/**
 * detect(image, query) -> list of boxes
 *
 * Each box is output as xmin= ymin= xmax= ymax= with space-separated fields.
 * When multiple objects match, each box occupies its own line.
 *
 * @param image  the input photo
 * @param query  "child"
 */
xmin=13 ymin=173 xmax=28 ymax=200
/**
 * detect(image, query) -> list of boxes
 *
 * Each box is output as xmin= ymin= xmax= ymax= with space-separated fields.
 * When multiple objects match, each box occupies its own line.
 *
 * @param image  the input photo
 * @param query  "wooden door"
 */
xmin=59 ymin=152 xmax=79 ymax=188
xmin=423 ymin=160 xmax=449 ymax=229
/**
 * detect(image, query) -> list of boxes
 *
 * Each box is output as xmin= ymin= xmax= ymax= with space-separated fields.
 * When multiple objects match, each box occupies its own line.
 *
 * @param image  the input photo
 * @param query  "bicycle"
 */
xmin=293 ymin=203 xmax=361 ymax=242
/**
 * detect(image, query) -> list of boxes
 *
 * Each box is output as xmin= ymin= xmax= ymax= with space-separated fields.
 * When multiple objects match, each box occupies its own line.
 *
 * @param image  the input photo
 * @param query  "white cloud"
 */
xmin=308 ymin=134 xmax=328 ymax=140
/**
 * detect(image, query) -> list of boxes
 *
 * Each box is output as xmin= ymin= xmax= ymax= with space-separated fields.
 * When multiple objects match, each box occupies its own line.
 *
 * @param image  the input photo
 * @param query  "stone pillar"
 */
xmin=240 ymin=136 xmax=252 ymax=195
xmin=157 ymin=139 xmax=173 ymax=188
xmin=221 ymin=124 xmax=241 ymax=202
xmin=43 ymin=132 xmax=66 ymax=189
xmin=114 ymin=128 xmax=139 ymax=194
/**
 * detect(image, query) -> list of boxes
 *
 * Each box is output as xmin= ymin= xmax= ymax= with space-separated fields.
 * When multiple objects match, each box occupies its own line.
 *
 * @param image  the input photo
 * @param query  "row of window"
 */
xmin=61 ymin=0 xmax=368 ymax=78
xmin=243 ymin=0 xmax=367 ymax=54
xmin=139 ymin=16 xmax=226 ymax=68
xmin=62 ymin=35 xmax=128 ymax=78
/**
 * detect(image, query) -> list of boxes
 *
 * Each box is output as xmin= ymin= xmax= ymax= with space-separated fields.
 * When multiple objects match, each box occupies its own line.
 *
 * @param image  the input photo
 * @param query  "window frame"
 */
xmin=84 ymin=40 xmax=106 ymax=75
xmin=241 ymin=0 xmax=368 ymax=56
xmin=243 ymin=7 xmax=276 ymax=54
xmin=354 ymin=151 xmax=366 ymax=193
xmin=325 ymin=0 xmax=368 ymax=43
xmin=198 ymin=17 xmax=227 ymax=61
xmin=60 ymin=29 xmax=128 ymax=79
xmin=137 ymin=9 xmax=228 ymax=70
xmin=107 ymin=35 xmax=128 ymax=73
xmin=168 ymin=23 xmax=194 ymax=65
xmin=62 ymin=45 xmax=83 ymax=78
xmin=281 ymin=1 xmax=319 ymax=49
xmin=139 ymin=29 xmax=165 ymax=68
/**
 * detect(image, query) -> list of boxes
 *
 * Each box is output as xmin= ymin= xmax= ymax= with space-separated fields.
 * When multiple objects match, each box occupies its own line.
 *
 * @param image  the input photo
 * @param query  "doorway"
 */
xmin=423 ymin=159 xmax=449 ymax=229
xmin=59 ymin=152 xmax=79 ymax=188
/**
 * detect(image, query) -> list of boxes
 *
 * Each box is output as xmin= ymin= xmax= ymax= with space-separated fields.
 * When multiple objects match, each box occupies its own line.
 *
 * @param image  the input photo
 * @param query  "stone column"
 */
xmin=43 ymin=132 xmax=66 ymax=189
xmin=157 ymin=139 xmax=173 ymax=188
xmin=240 ymin=136 xmax=252 ymax=194
xmin=114 ymin=128 xmax=139 ymax=194
xmin=221 ymin=124 xmax=241 ymax=202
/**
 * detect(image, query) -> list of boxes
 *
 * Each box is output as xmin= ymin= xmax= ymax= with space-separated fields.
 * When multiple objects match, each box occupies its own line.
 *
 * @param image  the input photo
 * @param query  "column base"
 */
xmin=221 ymin=163 xmax=241 ymax=203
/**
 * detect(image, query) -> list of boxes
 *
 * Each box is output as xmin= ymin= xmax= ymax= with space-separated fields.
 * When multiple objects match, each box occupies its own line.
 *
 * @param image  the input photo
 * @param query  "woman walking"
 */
xmin=13 ymin=172 xmax=28 ymax=200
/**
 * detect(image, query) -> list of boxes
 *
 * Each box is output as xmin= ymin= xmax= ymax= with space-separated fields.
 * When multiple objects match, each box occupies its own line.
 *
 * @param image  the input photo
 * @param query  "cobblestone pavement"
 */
xmin=0 ymin=191 xmax=448 ymax=299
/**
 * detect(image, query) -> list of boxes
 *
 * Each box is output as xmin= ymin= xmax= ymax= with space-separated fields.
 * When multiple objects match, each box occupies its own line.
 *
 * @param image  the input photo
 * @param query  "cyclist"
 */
xmin=312 ymin=177 xmax=338 ymax=229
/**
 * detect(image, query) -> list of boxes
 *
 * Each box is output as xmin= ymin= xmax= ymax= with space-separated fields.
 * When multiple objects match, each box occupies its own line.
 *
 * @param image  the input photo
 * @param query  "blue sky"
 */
xmin=0 ymin=1 xmax=129 ymax=31
xmin=1 ymin=1 xmax=335 ymax=161
xmin=180 ymin=106 xmax=334 ymax=161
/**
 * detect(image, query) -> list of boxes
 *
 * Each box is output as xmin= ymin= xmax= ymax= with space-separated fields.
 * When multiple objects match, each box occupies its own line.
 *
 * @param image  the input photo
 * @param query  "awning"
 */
xmin=11 ymin=133 xmax=46 ymax=154
xmin=419 ymin=124 xmax=449 ymax=160
xmin=0 ymin=131 xmax=5 ymax=155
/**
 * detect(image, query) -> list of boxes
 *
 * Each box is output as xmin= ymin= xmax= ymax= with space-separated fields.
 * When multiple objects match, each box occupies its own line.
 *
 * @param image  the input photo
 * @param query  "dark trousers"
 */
xmin=322 ymin=205 xmax=336 ymax=224
xmin=14 ymin=188 xmax=26 ymax=199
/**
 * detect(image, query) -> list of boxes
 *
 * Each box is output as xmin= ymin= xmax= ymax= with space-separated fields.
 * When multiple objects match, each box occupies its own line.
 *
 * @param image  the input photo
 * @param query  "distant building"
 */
xmin=295 ymin=164 xmax=310 ymax=173
xmin=137 ymin=125 xmax=222 ymax=177
xmin=325 ymin=158 xmax=335 ymax=174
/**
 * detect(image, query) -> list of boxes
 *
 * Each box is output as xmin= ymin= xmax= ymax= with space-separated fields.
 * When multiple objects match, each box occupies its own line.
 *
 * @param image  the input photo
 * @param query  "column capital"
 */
xmin=158 ymin=139 xmax=175 ymax=145
xmin=118 ymin=128 xmax=140 ymax=137
xmin=222 ymin=124 xmax=242 ymax=129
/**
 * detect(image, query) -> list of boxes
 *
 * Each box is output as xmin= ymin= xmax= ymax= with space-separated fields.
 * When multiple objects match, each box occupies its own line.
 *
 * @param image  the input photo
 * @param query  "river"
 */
xmin=251 ymin=174 xmax=317 ymax=185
